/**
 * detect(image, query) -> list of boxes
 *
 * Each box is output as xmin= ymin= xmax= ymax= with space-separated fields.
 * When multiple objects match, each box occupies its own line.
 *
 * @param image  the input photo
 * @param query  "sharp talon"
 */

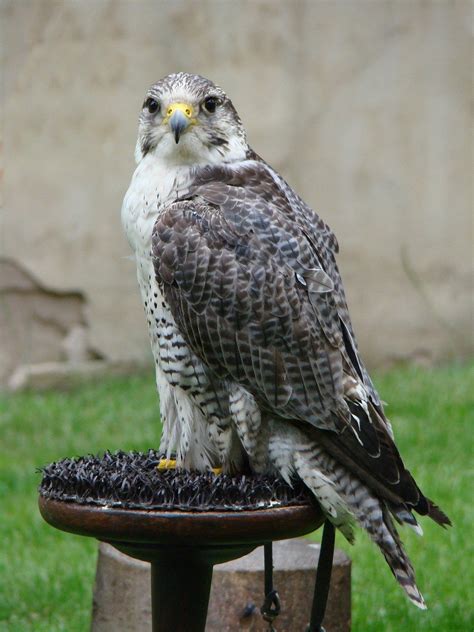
xmin=157 ymin=458 xmax=177 ymax=471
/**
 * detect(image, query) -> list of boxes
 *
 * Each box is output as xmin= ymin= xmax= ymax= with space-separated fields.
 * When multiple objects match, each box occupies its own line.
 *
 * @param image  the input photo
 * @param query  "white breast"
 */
xmin=121 ymin=154 xmax=193 ymax=259
xmin=121 ymin=154 xmax=222 ymax=470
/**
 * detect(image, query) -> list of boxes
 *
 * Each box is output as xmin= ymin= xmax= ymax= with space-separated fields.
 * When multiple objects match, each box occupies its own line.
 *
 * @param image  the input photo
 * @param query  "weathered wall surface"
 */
xmin=0 ymin=257 xmax=94 ymax=384
xmin=1 ymin=1 xmax=472 ymax=369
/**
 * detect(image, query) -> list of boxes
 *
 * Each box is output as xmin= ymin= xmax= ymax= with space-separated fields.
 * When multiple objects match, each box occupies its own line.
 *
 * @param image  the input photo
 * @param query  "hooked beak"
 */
xmin=166 ymin=102 xmax=195 ymax=143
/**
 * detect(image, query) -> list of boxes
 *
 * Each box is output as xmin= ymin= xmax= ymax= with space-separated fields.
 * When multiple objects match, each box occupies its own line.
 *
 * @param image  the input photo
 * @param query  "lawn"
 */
xmin=0 ymin=362 xmax=472 ymax=631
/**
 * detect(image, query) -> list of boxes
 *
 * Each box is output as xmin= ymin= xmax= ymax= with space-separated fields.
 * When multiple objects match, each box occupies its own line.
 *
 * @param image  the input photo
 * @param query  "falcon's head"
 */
xmin=135 ymin=72 xmax=248 ymax=166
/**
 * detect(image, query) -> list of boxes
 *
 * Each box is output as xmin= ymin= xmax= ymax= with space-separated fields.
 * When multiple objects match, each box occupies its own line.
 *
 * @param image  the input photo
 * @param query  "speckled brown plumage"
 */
xmin=152 ymin=159 xmax=448 ymax=523
xmin=122 ymin=72 xmax=450 ymax=609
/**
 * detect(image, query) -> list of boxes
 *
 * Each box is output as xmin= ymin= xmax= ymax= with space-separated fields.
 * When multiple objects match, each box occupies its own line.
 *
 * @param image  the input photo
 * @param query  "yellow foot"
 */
xmin=157 ymin=458 xmax=177 ymax=471
xmin=157 ymin=459 xmax=222 ymax=475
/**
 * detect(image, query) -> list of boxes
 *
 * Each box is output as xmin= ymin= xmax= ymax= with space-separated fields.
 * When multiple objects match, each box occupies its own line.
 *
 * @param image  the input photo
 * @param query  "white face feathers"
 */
xmin=135 ymin=72 xmax=248 ymax=166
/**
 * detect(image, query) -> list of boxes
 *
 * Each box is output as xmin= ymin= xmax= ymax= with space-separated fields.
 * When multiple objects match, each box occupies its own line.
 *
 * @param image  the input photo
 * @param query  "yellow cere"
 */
xmin=165 ymin=102 xmax=195 ymax=120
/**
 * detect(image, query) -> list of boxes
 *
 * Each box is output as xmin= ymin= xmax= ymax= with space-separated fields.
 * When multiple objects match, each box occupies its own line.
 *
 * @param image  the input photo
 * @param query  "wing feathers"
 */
xmin=151 ymin=160 xmax=448 ymax=527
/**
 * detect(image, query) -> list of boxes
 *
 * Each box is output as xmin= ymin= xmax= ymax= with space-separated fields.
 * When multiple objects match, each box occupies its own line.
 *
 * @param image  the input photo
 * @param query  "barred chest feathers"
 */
xmin=120 ymin=155 xmax=191 ymax=351
xmin=121 ymin=156 xmax=250 ymax=473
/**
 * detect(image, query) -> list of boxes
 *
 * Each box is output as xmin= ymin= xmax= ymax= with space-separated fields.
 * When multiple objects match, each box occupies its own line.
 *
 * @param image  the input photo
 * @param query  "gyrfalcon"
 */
xmin=121 ymin=72 xmax=450 ymax=608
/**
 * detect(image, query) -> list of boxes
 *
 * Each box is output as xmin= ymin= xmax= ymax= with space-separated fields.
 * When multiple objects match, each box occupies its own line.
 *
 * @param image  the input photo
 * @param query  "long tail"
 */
xmin=268 ymin=426 xmax=427 ymax=608
xmin=359 ymin=499 xmax=426 ymax=609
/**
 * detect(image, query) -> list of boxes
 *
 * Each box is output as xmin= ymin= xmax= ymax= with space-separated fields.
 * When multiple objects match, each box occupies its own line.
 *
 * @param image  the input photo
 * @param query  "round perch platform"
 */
xmin=38 ymin=451 xmax=324 ymax=632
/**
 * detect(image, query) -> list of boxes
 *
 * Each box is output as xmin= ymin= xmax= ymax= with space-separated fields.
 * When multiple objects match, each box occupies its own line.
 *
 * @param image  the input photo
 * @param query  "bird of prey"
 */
xmin=122 ymin=72 xmax=450 ymax=608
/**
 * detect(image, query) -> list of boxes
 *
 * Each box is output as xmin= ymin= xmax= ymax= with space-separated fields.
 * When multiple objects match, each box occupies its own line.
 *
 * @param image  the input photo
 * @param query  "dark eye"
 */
xmin=143 ymin=97 xmax=160 ymax=114
xmin=202 ymin=96 xmax=221 ymax=114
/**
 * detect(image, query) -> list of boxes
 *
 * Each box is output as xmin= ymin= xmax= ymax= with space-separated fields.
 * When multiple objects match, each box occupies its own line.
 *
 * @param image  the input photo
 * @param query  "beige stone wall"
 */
xmin=1 ymin=1 xmax=472 ymax=369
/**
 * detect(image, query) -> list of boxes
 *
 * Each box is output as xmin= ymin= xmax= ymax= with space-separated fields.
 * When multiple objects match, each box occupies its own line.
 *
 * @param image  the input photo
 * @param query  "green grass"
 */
xmin=0 ymin=363 xmax=472 ymax=631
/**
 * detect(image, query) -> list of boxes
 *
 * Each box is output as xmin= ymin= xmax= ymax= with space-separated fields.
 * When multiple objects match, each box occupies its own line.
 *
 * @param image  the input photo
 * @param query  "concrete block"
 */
xmin=91 ymin=539 xmax=351 ymax=631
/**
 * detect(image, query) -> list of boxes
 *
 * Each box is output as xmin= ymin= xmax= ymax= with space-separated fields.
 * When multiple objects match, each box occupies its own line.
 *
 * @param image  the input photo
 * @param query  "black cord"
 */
xmin=261 ymin=541 xmax=281 ymax=631
xmin=306 ymin=520 xmax=336 ymax=632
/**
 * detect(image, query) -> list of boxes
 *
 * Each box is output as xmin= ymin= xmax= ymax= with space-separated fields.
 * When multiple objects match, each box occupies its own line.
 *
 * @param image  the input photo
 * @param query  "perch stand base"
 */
xmin=39 ymin=497 xmax=323 ymax=632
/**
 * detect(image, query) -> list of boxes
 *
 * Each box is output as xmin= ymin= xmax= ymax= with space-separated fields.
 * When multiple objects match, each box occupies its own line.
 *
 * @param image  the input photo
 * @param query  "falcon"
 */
xmin=121 ymin=72 xmax=450 ymax=608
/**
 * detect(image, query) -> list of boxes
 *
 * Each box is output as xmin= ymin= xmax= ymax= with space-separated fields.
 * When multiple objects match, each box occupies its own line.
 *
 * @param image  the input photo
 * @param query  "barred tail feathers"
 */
xmin=296 ymin=446 xmax=426 ymax=608
xmin=268 ymin=425 xmax=426 ymax=608
xmin=267 ymin=427 xmax=355 ymax=542
xmin=293 ymin=450 xmax=356 ymax=543
xmin=360 ymin=501 xmax=427 ymax=609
